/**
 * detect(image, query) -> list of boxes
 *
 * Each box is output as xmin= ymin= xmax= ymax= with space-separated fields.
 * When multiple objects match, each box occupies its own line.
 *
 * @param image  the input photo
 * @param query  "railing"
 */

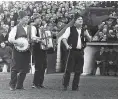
xmin=56 ymin=19 xmax=75 ymax=39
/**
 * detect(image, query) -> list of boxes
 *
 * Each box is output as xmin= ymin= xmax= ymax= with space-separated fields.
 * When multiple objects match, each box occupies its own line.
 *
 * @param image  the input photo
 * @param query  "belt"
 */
xmin=71 ymin=48 xmax=82 ymax=51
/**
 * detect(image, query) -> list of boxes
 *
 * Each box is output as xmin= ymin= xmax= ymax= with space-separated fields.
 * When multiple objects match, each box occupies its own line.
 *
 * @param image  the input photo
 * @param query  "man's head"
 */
xmin=113 ymin=24 xmax=118 ymax=33
xmin=33 ymin=8 xmax=37 ymax=13
xmin=4 ymin=10 xmax=8 ymax=16
xmin=34 ymin=17 xmax=42 ymax=25
xmin=45 ymin=14 xmax=50 ymax=19
xmin=61 ymin=7 xmax=65 ymax=12
xmin=47 ymin=5 xmax=51 ymax=9
xmin=19 ymin=11 xmax=30 ymax=25
xmin=104 ymin=47 xmax=108 ymax=52
xmin=52 ymin=14 xmax=57 ymax=19
xmin=42 ymin=20 xmax=47 ymax=26
xmin=74 ymin=15 xmax=83 ymax=28
xmin=107 ymin=18 xmax=114 ymax=26
xmin=100 ymin=47 xmax=105 ymax=52
xmin=4 ymin=25 xmax=9 ymax=32
xmin=110 ymin=48 xmax=113 ymax=52
xmin=99 ymin=31 xmax=103 ymax=37
xmin=0 ymin=21 xmax=4 ymax=27
xmin=36 ymin=7 xmax=40 ymax=12
xmin=104 ymin=47 xmax=109 ymax=52
xmin=0 ymin=42 xmax=6 ymax=48
xmin=102 ymin=28 xmax=107 ymax=34
xmin=64 ymin=12 xmax=69 ymax=17
xmin=21 ymin=16 xmax=30 ymax=25
xmin=113 ymin=47 xmax=117 ymax=52
xmin=47 ymin=9 xmax=51 ymax=14
xmin=103 ymin=25 xmax=108 ymax=29
xmin=29 ymin=4 xmax=33 ymax=9
xmin=51 ymin=9 xmax=56 ymax=13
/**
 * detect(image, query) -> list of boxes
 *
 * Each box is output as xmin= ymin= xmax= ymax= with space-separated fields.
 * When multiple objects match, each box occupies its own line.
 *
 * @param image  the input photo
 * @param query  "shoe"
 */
xmin=32 ymin=84 xmax=40 ymax=89
xmin=9 ymin=86 xmax=15 ymax=91
xmin=40 ymin=85 xmax=45 ymax=88
xmin=62 ymin=86 xmax=67 ymax=91
xmin=16 ymin=87 xmax=25 ymax=90
xmin=72 ymin=87 xmax=79 ymax=91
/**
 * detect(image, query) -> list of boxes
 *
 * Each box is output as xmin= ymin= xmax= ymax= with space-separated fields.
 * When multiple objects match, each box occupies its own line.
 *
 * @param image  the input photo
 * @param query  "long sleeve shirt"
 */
xmin=62 ymin=27 xmax=82 ymax=49
xmin=8 ymin=25 xmax=37 ymax=43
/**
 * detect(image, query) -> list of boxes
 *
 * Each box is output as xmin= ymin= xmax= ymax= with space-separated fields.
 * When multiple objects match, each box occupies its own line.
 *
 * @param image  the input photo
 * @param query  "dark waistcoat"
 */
xmin=33 ymin=25 xmax=41 ymax=51
xmin=67 ymin=26 xmax=86 ymax=49
xmin=15 ymin=24 xmax=27 ymax=39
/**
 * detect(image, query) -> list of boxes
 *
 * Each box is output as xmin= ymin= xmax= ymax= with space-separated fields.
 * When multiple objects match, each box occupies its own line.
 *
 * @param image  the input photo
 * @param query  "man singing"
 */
xmin=62 ymin=15 xmax=92 ymax=91
xmin=8 ymin=11 xmax=36 ymax=91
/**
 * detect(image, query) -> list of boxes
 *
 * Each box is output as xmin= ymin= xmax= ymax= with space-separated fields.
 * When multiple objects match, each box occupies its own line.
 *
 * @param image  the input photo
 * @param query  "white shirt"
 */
xmin=8 ymin=25 xmax=37 ymax=43
xmin=62 ymin=27 xmax=82 ymax=49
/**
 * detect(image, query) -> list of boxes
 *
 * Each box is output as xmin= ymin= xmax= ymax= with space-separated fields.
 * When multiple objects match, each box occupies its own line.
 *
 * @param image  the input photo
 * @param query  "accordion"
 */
xmin=40 ymin=30 xmax=54 ymax=51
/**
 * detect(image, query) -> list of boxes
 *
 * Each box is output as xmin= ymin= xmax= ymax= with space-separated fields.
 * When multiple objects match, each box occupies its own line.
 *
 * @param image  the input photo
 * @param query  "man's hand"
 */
xmin=0 ymin=58 xmax=3 ymax=62
xmin=62 ymin=38 xmax=72 ymax=50
xmin=97 ymin=61 xmax=101 ymax=64
xmin=84 ymin=30 xmax=92 ymax=42
xmin=32 ymin=37 xmax=41 ymax=43
xmin=109 ymin=61 xmax=113 ymax=64
xmin=14 ymin=41 xmax=24 ymax=47
xmin=41 ymin=40 xmax=46 ymax=45
xmin=66 ymin=45 xmax=72 ymax=50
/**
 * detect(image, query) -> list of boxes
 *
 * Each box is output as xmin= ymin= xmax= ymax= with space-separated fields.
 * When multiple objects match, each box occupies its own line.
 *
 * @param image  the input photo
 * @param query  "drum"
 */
xmin=14 ymin=37 xmax=30 ymax=52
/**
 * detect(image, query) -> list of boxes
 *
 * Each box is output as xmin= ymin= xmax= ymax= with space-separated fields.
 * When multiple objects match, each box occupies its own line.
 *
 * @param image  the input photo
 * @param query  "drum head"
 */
xmin=15 ymin=37 xmax=30 ymax=52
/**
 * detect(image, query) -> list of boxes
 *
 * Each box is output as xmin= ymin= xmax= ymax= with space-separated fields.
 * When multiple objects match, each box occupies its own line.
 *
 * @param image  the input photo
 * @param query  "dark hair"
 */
xmin=74 ymin=13 xmax=83 ymax=21
xmin=0 ymin=41 xmax=6 ymax=45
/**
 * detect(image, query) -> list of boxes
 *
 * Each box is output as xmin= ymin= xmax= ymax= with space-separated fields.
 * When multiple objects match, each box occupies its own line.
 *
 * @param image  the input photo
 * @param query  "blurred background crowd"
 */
xmin=92 ymin=13 xmax=118 ymax=42
xmin=0 ymin=1 xmax=118 ymax=41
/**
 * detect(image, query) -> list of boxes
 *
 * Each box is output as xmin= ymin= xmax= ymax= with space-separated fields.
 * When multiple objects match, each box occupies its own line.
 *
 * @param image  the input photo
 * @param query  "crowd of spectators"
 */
xmin=0 ymin=1 xmax=118 ymax=39
xmin=0 ymin=1 xmax=95 ymax=35
xmin=90 ymin=1 xmax=118 ymax=8
xmin=92 ymin=12 xmax=118 ymax=42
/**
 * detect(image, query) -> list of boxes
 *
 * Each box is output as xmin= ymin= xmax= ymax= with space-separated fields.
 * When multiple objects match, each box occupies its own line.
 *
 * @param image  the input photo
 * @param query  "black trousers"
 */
xmin=9 ymin=70 xmax=26 ymax=88
xmin=62 ymin=49 xmax=84 ymax=89
xmin=63 ymin=70 xmax=81 ymax=89
xmin=107 ymin=63 xmax=117 ymax=76
xmin=9 ymin=49 xmax=30 ymax=88
xmin=33 ymin=49 xmax=47 ymax=86
xmin=94 ymin=62 xmax=106 ymax=76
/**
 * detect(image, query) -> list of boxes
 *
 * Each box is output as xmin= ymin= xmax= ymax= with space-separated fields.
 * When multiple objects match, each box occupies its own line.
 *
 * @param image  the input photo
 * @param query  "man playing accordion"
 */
xmin=31 ymin=14 xmax=49 ymax=89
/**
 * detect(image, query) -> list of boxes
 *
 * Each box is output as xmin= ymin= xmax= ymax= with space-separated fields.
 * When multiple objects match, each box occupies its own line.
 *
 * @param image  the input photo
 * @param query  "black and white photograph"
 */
xmin=0 ymin=1 xmax=118 ymax=99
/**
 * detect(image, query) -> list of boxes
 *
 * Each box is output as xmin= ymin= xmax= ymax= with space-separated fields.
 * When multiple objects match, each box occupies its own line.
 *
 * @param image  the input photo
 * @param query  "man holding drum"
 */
xmin=8 ymin=11 xmax=37 ymax=91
